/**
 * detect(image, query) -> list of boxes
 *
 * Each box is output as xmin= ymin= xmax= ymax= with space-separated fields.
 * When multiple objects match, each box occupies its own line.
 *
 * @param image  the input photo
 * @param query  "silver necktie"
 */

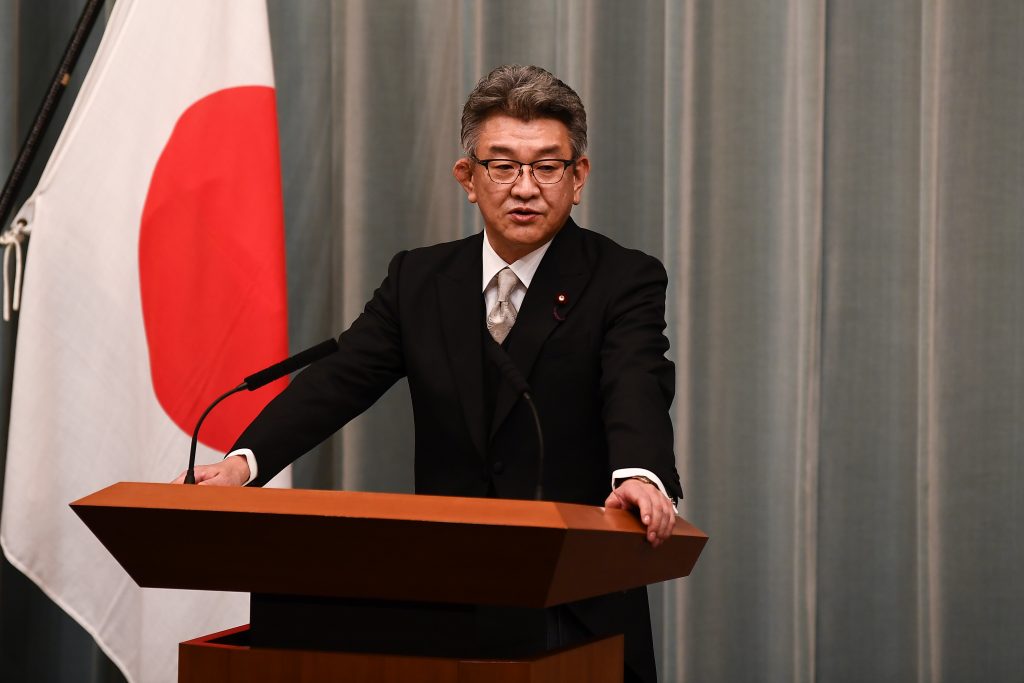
xmin=487 ymin=267 xmax=519 ymax=344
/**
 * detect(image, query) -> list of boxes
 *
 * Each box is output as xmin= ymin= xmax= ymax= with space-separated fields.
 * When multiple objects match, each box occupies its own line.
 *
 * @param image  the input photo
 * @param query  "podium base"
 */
xmin=179 ymin=625 xmax=623 ymax=683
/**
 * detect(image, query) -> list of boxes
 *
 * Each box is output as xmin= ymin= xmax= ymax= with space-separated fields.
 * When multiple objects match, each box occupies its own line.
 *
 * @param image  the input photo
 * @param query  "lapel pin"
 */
xmin=553 ymin=292 xmax=568 ymax=321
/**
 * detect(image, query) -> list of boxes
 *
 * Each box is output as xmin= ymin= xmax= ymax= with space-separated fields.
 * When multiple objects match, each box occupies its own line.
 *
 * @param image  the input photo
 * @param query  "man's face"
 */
xmin=453 ymin=114 xmax=590 ymax=263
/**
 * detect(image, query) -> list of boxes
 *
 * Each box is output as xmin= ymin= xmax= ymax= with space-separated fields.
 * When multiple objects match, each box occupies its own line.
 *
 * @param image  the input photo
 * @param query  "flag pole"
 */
xmin=0 ymin=0 xmax=108 ymax=230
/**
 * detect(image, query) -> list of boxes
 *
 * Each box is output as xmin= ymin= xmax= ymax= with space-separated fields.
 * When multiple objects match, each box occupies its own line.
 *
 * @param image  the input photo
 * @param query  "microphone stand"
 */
xmin=484 ymin=339 xmax=546 ymax=500
xmin=184 ymin=338 xmax=339 ymax=484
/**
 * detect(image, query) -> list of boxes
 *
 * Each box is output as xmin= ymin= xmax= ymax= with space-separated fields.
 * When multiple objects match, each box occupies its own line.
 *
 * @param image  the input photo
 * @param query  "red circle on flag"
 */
xmin=139 ymin=86 xmax=289 ymax=452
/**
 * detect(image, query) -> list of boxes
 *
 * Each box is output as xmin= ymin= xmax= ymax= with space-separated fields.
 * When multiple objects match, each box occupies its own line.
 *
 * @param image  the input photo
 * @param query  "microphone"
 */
xmin=184 ymin=338 xmax=340 ymax=484
xmin=243 ymin=339 xmax=340 ymax=390
xmin=484 ymin=339 xmax=546 ymax=500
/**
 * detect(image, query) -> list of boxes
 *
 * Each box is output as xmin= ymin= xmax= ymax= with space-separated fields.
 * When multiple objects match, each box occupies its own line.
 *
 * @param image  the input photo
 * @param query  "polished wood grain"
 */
xmin=73 ymin=482 xmax=707 ymax=608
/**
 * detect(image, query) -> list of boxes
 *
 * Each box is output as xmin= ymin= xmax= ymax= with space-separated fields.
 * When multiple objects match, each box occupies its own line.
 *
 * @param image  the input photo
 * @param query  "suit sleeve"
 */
xmin=599 ymin=253 xmax=683 ymax=500
xmin=235 ymin=251 xmax=409 ymax=487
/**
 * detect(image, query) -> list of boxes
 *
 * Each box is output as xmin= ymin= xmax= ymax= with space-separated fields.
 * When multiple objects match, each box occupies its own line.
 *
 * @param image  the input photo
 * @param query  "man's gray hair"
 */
xmin=460 ymin=64 xmax=588 ymax=159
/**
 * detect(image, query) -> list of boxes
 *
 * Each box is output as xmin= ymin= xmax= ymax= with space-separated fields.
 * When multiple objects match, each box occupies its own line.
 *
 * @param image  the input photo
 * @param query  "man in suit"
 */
xmin=178 ymin=64 xmax=682 ymax=683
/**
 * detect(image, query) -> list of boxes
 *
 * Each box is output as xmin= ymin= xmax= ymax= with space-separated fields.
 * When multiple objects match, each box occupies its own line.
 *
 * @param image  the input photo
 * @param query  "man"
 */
xmin=178 ymin=64 xmax=682 ymax=683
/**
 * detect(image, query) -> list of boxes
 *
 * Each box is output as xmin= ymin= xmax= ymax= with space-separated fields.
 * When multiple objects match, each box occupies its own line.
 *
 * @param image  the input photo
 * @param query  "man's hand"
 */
xmin=170 ymin=455 xmax=249 ymax=487
xmin=604 ymin=478 xmax=676 ymax=548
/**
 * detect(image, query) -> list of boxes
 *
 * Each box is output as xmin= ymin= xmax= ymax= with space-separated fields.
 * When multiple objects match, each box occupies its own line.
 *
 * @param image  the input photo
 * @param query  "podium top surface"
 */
xmin=72 ymin=482 xmax=707 ymax=608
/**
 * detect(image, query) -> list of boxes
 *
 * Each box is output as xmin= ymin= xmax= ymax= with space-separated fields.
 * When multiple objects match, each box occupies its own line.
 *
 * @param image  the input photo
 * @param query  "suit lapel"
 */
xmin=490 ymin=219 xmax=591 ymax=439
xmin=437 ymin=234 xmax=488 ymax=460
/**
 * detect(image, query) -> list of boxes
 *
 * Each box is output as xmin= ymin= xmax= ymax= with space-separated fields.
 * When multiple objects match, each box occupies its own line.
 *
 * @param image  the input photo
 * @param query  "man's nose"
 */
xmin=510 ymin=165 xmax=541 ymax=197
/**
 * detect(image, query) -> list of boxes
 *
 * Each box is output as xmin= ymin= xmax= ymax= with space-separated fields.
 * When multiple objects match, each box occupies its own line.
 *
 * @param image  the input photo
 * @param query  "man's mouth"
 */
xmin=509 ymin=207 xmax=540 ymax=217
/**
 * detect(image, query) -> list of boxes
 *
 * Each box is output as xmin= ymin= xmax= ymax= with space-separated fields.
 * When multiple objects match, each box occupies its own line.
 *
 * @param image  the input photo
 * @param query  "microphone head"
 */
xmin=243 ymin=338 xmax=340 ymax=390
xmin=484 ymin=339 xmax=530 ymax=395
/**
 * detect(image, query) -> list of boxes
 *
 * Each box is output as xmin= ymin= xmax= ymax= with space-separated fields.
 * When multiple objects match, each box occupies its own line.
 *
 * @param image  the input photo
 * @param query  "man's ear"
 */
xmin=571 ymin=155 xmax=590 ymax=206
xmin=453 ymin=158 xmax=478 ymax=204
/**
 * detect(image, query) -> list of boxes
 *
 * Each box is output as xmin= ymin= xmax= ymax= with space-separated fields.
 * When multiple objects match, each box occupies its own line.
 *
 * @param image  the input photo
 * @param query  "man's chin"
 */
xmin=508 ymin=230 xmax=550 ymax=249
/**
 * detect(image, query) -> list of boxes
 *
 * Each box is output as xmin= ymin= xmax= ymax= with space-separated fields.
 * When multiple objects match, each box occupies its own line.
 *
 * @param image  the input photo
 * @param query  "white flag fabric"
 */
xmin=1 ymin=1 xmax=290 ymax=681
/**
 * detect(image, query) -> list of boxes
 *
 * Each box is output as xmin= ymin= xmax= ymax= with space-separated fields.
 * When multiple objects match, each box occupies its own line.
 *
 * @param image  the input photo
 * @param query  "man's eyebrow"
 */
xmin=484 ymin=145 xmax=566 ymax=158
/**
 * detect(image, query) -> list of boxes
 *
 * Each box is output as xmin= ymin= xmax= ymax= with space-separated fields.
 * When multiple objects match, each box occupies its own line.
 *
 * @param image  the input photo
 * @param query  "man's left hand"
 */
xmin=604 ymin=478 xmax=676 ymax=548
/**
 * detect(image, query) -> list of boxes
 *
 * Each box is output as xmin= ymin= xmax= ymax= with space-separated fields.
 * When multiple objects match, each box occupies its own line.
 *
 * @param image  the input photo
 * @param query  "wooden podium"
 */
xmin=72 ymin=483 xmax=707 ymax=682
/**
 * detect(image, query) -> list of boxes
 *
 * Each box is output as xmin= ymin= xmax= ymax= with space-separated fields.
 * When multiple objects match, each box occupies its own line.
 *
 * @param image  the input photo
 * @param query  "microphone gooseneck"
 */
xmin=523 ymin=393 xmax=545 ymax=500
xmin=484 ymin=339 xmax=546 ymax=500
xmin=184 ymin=338 xmax=340 ymax=484
xmin=185 ymin=384 xmax=245 ymax=484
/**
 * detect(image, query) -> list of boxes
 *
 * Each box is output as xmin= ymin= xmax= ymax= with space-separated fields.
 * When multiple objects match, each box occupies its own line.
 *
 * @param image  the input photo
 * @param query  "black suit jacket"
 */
xmin=236 ymin=218 xmax=682 ymax=681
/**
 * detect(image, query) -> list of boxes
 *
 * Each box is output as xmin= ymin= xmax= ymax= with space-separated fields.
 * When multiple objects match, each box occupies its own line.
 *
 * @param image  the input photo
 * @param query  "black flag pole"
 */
xmin=0 ymin=0 xmax=107 ymax=231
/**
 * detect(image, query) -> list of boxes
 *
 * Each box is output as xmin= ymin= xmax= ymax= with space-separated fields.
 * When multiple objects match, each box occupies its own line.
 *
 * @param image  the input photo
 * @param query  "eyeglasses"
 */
xmin=471 ymin=156 xmax=576 ymax=184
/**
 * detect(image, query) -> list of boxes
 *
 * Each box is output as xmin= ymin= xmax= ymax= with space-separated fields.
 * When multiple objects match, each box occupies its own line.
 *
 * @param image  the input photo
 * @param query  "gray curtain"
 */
xmin=2 ymin=1 xmax=1022 ymax=681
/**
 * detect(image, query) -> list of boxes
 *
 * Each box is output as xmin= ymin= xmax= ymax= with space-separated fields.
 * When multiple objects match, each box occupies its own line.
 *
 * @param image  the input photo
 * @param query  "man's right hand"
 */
xmin=170 ymin=454 xmax=249 ymax=486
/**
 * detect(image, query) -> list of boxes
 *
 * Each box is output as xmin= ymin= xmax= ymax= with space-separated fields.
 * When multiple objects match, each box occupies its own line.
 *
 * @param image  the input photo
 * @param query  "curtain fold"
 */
xmin=2 ymin=1 xmax=1022 ymax=681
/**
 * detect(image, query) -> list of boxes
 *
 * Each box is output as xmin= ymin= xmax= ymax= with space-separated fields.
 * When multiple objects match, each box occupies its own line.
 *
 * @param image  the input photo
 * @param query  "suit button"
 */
xmin=492 ymin=461 xmax=504 ymax=475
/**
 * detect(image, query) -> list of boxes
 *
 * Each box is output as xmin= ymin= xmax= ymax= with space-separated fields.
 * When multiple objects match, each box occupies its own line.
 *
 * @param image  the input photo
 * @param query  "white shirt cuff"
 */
xmin=611 ymin=467 xmax=678 ymax=512
xmin=225 ymin=448 xmax=257 ymax=486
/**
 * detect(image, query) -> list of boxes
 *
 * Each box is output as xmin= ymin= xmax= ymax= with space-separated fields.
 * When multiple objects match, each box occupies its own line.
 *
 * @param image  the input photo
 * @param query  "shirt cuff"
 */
xmin=611 ymin=467 xmax=678 ymax=512
xmin=225 ymin=448 xmax=257 ymax=486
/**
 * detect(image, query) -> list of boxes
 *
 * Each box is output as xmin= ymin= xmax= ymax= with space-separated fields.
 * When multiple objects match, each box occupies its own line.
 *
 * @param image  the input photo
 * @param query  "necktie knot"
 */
xmin=496 ymin=267 xmax=518 ymax=303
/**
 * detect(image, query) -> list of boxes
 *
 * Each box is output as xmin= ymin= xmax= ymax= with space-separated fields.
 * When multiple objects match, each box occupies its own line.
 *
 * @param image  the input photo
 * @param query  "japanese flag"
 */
xmin=1 ymin=1 xmax=289 ymax=680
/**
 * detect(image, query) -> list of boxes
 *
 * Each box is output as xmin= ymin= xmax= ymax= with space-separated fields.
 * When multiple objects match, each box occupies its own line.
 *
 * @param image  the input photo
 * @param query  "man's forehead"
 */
xmin=476 ymin=114 xmax=572 ymax=156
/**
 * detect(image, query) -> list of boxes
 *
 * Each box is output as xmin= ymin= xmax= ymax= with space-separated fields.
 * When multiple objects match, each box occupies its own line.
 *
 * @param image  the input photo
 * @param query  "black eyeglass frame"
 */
xmin=470 ymin=155 xmax=577 ymax=185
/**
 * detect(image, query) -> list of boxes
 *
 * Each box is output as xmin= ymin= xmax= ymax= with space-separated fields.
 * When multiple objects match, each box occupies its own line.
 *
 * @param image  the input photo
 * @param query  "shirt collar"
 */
xmin=481 ymin=231 xmax=553 ymax=292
